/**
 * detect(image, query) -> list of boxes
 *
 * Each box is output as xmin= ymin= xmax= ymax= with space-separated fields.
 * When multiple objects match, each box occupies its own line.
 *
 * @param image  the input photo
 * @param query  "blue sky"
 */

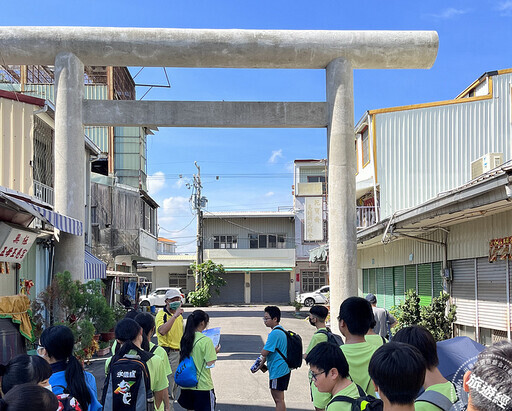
xmin=1 ymin=1 xmax=511 ymax=251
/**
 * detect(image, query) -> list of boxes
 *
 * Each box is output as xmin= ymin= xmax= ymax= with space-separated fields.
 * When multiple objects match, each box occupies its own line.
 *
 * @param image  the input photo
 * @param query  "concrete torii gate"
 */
xmin=0 ymin=27 xmax=438 ymax=314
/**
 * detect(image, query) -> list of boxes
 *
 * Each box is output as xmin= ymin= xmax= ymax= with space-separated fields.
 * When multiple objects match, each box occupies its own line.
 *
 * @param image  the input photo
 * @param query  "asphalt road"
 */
xmin=86 ymin=305 xmax=318 ymax=410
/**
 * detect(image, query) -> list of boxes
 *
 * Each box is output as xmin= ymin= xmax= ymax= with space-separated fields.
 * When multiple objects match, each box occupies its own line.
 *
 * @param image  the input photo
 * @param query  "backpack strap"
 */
xmin=273 ymin=327 xmax=290 ymax=367
xmin=150 ymin=344 xmax=158 ymax=354
xmin=416 ymin=390 xmax=454 ymax=411
xmin=326 ymin=384 xmax=367 ymax=407
xmin=381 ymin=336 xmax=387 ymax=344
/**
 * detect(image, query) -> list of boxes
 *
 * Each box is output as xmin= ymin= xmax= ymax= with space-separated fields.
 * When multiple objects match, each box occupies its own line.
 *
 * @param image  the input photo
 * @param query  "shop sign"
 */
xmin=489 ymin=236 xmax=512 ymax=262
xmin=0 ymin=222 xmax=38 ymax=263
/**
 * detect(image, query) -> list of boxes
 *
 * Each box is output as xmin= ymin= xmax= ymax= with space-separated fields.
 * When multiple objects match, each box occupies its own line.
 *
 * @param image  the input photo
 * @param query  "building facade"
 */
xmin=355 ymin=69 xmax=512 ymax=343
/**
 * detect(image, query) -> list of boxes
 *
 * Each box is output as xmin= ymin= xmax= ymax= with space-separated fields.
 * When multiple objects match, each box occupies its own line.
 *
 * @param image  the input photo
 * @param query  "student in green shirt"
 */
xmin=134 ymin=313 xmax=173 ymax=411
xmin=304 ymin=305 xmax=335 ymax=411
xmin=392 ymin=326 xmax=458 ymax=410
xmin=105 ymin=318 xmax=169 ymax=411
xmin=305 ymin=342 xmax=360 ymax=411
xmin=177 ymin=310 xmax=220 ymax=411
xmin=365 ymin=314 xmax=387 ymax=347
xmin=337 ymin=297 xmax=379 ymax=395
xmin=369 ymin=342 xmax=427 ymax=411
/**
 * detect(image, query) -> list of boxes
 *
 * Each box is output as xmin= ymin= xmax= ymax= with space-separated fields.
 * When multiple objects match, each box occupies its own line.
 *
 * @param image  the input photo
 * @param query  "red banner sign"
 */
xmin=489 ymin=236 xmax=512 ymax=262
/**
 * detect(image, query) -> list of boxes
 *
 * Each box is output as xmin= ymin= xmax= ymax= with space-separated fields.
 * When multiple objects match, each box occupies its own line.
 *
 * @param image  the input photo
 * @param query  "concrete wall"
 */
xmin=203 ymin=248 xmax=295 ymax=269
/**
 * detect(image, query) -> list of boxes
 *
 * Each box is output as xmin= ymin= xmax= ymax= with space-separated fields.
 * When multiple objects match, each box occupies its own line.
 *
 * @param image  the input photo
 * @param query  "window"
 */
xmin=169 ymin=274 xmax=187 ymax=288
xmin=249 ymin=234 xmax=287 ymax=248
xmin=213 ymin=235 xmax=238 ymax=249
xmin=301 ymin=271 xmax=326 ymax=292
xmin=141 ymin=201 xmax=157 ymax=235
xmin=362 ymin=127 xmax=369 ymax=166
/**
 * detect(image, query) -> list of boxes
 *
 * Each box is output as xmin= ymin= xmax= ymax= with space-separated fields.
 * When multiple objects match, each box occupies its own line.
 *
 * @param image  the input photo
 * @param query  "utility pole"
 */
xmin=192 ymin=161 xmax=207 ymax=288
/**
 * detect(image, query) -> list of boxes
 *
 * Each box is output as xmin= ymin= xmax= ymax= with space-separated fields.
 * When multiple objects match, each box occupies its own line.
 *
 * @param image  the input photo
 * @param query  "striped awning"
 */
xmin=31 ymin=205 xmax=83 ymax=236
xmin=84 ymin=250 xmax=106 ymax=279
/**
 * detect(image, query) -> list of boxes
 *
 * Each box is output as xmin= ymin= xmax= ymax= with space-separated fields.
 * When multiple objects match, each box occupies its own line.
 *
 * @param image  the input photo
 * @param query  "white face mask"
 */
xmin=44 ymin=384 xmax=52 ymax=392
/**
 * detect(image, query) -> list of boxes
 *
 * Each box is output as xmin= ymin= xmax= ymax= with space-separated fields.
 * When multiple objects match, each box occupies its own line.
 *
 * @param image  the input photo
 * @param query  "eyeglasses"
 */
xmin=309 ymin=370 xmax=324 ymax=382
xmin=263 ymin=317 xmax=272 ymax=322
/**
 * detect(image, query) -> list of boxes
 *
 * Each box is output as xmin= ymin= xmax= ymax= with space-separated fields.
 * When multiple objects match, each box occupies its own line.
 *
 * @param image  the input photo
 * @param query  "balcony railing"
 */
xmin=33 ymin=180 xmax=54 ymax=206
xmin=357 ymin=206 xmax=378 ymax=229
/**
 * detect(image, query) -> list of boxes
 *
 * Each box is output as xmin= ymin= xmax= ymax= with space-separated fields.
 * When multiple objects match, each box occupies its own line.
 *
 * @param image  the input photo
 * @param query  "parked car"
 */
xmin=296 ymin=285 xmax=329 ymax=307
xmin=139 ymin=287 xmax=185 ymax=307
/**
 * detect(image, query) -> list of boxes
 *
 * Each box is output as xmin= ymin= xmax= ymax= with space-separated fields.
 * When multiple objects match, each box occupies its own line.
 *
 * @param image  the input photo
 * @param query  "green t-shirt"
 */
xmin=340 ymin=342 xmax=378 ymax=396
xmin=415 ymin=381 xmax=458 ymax=410
xmin=182 ymin=331 xmax=217 ymax=392
xmin=306 ymin=328 xmax=332 ymax=408
xmin=149 ymin=341 xmax=173 ymax=376
xmin=326 ymin=382 xmax=360 ymax=411
xmin=365 ymin=334 xmax=386 ymax=347
xmin=105 ymin=348 xmax=169 ymax=411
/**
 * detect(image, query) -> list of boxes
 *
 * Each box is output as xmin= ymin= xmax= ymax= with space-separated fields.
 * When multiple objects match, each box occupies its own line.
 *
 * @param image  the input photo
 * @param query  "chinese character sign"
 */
xmin=0 ymin=222 xmax=38 ymax=263
xmin=304 ymin=197 xmax=323 ymax=242
xmin=489 ymin=236 xmax=512 ymax=262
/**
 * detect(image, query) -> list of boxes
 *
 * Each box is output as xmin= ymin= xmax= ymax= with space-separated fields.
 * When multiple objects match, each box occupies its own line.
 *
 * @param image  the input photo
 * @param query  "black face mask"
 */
xmin=308 ymin=318 xmax=316 ymax=326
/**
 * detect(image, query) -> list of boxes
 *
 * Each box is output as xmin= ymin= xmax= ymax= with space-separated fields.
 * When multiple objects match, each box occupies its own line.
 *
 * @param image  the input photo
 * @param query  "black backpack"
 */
xmin=316 ymin=329 xmax=344 ymax=346
xmin=275 ymin=327 xmax=303 ymax=369
xmin=415 ymin=389 xmax=462 ymax=411
xmin=101 ymin=348 xmax=155 ymax=411
xmin=327 ymin=384 xmax=383 ymax=411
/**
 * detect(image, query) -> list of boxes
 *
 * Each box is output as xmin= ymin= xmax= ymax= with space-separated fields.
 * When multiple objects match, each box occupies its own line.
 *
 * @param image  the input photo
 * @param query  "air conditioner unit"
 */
xmin=319 ymin=264 xmax=328 ymax=273
xmin=471 ymin=153 xmax=503 ymax=179
xmin=187 ymin=269 xmax=194 ymax=276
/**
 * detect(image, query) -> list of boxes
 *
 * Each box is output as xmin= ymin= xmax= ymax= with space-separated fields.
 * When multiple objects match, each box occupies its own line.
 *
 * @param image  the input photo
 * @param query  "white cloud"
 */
xmin=265 ymin=191 xmax=275 ymax=197
xmin=173 ymin=178 xmax=186 ymax=189
xmin=158 ymin=196 xmax=197 ymax=252
xmin=497 ymin=1 xmax=512 ymax=15
xmin=427 ymin=7 xmax=469 ymax=19
xmin=268 ymin=149 xmax=283 ymax=163
xmin=147 ymin=171 xmax=165 ymax=196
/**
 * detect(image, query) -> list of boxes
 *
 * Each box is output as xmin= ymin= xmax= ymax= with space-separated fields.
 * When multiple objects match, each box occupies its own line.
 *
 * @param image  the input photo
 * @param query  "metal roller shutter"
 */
xmin=451 ymin=259 xmax=476 ymax=327
xmin=362 ymin=269 xmax=369 ymax=294
xmin=251 ymin=272 xmax=290 ymax=303
xmin=210 ymin=272 xmax=245 ymax=304
xmin=393 ymin=266 xmax=405 ymax=306
xmin=476 ymin=258 xmax=508 ymax=331
xmin=369 ymin=268 xmax=376 ymax=294
xmin=432 ymin=262 xmax=444 ymax=298
xmin=405 ymin=265 xmax=416 ymax=293
xmin=418 ymin=264 xmax=432 ymax=306
xmin=384 ymin=268 xmax=394 ymax=310
xmin=376 ymin=268 xmax=385 ymax=308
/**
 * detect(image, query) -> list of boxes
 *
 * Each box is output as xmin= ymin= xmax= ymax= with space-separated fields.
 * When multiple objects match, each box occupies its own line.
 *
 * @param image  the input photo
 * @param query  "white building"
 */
xmin=354 ymin=68 xmax=512 ymax=344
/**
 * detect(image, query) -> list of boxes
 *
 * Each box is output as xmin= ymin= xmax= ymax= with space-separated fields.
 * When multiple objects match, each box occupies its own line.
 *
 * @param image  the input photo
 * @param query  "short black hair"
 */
xmin=310 ymin=305 xmax=328 ymax=321
xmin=392 ymin=325 xmax=439 ymax=369
xmin=264 ymin=306 xmax=281 ymax=322
xmin=369 ymin=342 xmax=426 ymax=405
xmin=0 ymin=354 xmax=52 ymax=394
xmin=468 ymin=341 xmax=512 ymax=411
xmin=338 ymin=297 xmax=373 ymax=336
xmin=305 ymin=342 xmax=349 ymax=379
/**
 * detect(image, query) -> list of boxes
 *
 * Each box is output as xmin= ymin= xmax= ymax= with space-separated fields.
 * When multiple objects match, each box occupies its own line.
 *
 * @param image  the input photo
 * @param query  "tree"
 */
xmin=390 ymin=290 xmax=457 ymax=341
xmin=187 ymin=260 xmax=227 ymax=307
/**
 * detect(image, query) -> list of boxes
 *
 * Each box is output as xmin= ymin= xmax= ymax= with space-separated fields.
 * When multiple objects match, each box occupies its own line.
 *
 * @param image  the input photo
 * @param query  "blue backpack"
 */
xmin=175 ymin=337 xmax=206 ymax=388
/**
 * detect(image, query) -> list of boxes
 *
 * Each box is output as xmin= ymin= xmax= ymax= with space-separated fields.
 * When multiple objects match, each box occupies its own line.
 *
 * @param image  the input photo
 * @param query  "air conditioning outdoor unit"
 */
xmin=470 ymin=153 xmax=503 ymax=179
xmin=319 ymin=264 xmax=328 ymax=273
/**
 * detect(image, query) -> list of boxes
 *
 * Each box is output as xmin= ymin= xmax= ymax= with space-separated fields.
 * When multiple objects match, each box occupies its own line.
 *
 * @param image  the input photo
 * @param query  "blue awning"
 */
xmin=84 ymin=249 xmax=106 ymax=280
xmin=32 ymin=205 xmax=83 ymax=236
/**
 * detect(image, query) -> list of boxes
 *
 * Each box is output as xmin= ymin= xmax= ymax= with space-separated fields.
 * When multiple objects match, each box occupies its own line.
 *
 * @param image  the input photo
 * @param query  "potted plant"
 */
xmin=291 ymin=300 xmax=302 ymax=313
xmin=96 ymin=340 xmax=112 ymax=357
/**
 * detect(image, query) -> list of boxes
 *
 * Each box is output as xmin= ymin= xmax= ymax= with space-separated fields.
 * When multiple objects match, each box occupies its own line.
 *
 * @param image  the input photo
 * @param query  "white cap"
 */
xmin=165 ymin=288 xmax=182 ymax=301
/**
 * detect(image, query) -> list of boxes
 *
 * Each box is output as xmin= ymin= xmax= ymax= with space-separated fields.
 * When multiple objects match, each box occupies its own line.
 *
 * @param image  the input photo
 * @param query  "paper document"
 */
xmin=202 ymin=327 xmax=221 ymax=347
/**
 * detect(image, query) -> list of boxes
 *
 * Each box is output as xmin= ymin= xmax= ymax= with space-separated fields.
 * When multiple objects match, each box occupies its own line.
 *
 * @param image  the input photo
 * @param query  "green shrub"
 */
xmin=187 ymin=260 xmax=227 ymax=307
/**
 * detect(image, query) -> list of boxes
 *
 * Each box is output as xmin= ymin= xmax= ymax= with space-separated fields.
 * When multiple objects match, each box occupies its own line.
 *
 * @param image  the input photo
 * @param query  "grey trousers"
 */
xmin=168 ymin=350 xmax=181 ymax=401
